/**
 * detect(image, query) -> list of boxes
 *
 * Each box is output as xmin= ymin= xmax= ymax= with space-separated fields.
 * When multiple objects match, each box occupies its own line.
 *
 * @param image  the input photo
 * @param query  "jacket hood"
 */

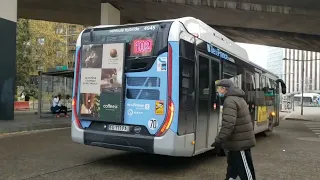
xmin=225 ymin=87 xmax=245 ymax=97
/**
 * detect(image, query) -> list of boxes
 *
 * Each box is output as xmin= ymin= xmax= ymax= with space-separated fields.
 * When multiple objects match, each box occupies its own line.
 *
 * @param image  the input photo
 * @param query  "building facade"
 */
xmin=267 ymin=47 xmax=284 ymax=77
xmin=283 ymin=49 xmax=320 ymax=94
xmin=56 ymin=24 xmax=84 ymax=68
xmin=267 ymin=47 xmax=320 ymax=94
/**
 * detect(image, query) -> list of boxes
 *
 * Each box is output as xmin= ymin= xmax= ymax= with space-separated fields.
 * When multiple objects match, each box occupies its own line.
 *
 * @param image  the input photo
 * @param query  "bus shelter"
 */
xmin=38 ymin=69 xmax=74 ymax=118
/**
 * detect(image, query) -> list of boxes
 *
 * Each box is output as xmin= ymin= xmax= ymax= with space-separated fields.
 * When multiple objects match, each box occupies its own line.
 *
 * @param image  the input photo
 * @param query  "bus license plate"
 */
xmin=108 ymin=125 xmax=130 ymax=132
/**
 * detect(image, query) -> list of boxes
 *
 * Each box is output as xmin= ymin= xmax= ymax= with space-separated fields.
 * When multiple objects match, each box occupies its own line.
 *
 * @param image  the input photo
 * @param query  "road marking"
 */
xmin=309 ymin=127 xmax=320 ymax=130
xmin=304 ymin=122 xmax=320 ymax=138
xmin=0 ymin=127 xmax=70 ymax=139
xmin=305 ymin=124 xmax=320 ymax=127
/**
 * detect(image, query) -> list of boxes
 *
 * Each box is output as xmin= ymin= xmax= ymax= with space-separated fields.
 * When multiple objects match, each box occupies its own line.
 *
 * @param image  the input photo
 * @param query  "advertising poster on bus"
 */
xmin=99 ymin=43 xmax=124 ymax=122
xmin=79 ymin=43 xmax=125 ymax=122
xmin=257 ymin=106 xmax=268 ymax=123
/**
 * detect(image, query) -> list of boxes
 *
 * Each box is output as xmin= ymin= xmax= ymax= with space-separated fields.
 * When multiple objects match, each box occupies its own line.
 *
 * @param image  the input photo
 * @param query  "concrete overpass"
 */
xmin=17 ymin=0 xmax=320 ymax=51
xmin=1 ymin=0 xmax=320 ymax=120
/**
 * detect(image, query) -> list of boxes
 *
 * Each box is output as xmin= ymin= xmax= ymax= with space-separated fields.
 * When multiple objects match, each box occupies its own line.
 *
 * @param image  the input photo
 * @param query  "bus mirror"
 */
xmin=281 ymin=87 xmax=286 ymax=94
xmin=276 ymin=79 xmax=286 ymax=94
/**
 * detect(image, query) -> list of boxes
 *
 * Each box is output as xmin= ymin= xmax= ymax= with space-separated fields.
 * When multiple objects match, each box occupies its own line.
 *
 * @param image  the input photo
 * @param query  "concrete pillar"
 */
xmin=0 ymin=0 xmax=17 ymax=120
xmin=100 ymin=3 xmax=120 ymax=25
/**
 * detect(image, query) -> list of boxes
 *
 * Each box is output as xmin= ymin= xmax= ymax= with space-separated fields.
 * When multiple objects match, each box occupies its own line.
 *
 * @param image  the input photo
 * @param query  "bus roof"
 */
xmin=79 ymin=17 xmax=279 ymax=79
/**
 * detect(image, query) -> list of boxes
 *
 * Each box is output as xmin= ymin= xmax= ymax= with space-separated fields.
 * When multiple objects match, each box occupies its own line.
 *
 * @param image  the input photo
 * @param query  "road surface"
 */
xmin=0 ymin=120 xmax=319 ymax=180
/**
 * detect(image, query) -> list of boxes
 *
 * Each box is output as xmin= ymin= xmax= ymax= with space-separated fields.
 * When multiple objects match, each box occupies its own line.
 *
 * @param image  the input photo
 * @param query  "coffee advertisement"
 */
xmin=79 ymin=43 xmax=125 ymax=122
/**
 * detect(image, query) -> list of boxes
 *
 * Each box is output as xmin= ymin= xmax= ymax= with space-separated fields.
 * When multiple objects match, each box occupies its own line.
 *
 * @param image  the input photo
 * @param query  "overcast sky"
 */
xmin=236 ymin=42 xmax=269 ymax=69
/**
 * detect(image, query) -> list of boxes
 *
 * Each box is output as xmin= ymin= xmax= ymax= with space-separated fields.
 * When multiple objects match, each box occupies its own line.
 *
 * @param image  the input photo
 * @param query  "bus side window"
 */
xmin=242 ymin=74 xmax=246 ymax=93
xmin=266 ymin=78 xmax=275 ymax=106
xmin=245 ymin=71 xmax=255 ymax=107
xmin=255 ymin=73 xmax=263 ymax=106
xmin=236 ymin=74 xmax=242 ymax=88
xmin=222 ymin=72 xmax=236 ymax=105
xmin=178 ymin=56 xmax=196 ymax=135
xmin=179 ymin=39 xmax=195 ymax=60
xmin=261 ymin=75 xmax=267 ymax=106
xmin=250 ymin=73 xmax=256 ymax=106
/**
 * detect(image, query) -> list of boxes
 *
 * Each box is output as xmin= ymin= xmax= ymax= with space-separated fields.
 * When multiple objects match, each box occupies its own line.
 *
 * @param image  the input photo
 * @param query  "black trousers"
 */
xmin=226 ymin=149 xmax=256 ymax=180
xmin=56 ymin=106 xmax=68 ymax=115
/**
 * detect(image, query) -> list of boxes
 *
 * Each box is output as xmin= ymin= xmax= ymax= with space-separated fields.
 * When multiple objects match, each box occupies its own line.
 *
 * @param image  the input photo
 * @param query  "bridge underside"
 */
xmin=18 ymin=0 xmax=320 ymax=51
xmin=213 ymin=26 xmax=320 ymax=51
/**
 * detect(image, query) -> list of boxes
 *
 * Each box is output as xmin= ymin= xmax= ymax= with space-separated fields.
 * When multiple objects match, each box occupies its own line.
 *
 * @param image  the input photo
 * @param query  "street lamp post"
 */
xmin=283 ymin=57 xmax=320 ymax=115
xmin=301 ymin=57 xmax=305 ymax=115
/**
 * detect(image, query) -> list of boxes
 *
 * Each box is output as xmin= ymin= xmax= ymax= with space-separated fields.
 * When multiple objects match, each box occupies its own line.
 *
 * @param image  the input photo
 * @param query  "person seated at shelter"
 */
xmin=25 ymin=93 xmax=30 ymax=101
xmin=51 ymin=93 xmax=69 ymax=118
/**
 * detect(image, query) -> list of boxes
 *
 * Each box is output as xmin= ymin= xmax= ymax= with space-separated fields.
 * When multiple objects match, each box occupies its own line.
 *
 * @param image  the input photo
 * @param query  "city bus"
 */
xmin=71 ymin=17 xmax=287 ymax=157
xmin=293 ymin=93 xmax=320 ymax=106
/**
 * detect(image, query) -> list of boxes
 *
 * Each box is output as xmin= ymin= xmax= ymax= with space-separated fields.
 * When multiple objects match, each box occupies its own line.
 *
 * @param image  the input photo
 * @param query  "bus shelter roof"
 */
xmin=42 ymin=70 xmax=74 ymax=78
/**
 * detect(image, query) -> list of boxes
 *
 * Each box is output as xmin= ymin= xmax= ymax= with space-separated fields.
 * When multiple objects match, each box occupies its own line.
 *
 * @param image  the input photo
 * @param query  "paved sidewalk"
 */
xmin=14 ymin=109 xmax=53 ymax=116
xmin=14 ymin=110 xmax=38 ymax=116
xmin=0 ymin=114 xmax=71 ymax=134
xmin=284 ymin=107 xmax=320 ymax=122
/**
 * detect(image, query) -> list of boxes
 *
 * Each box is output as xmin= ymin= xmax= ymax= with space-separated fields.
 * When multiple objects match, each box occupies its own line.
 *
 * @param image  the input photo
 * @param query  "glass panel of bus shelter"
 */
xmin=40 ymin=75 xmax=72 ymax=117
xmin=195 ymin=55 xmax=210 ymax=151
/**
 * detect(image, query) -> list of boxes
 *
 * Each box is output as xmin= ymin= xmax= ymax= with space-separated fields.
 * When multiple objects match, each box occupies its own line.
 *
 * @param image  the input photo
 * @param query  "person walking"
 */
xmin=211 ymin=79 xmax=256 ymax=180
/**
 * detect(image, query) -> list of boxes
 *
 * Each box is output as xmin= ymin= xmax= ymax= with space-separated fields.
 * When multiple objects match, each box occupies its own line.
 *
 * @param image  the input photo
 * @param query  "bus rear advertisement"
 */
xmin=71 ymin=17 xmax=286 ymax=157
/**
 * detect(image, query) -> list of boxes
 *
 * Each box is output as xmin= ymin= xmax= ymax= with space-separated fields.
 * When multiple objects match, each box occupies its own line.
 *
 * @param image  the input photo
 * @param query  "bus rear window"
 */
xmin=82 ymin=24 xmax=161 ymax=57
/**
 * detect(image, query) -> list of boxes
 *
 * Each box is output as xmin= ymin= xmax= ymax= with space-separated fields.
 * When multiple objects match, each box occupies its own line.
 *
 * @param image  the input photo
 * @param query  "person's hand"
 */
xmin=211 ymin=139 xmax=222 ymax=154
xmin=211 ymin=141 xmax=221 ymax=148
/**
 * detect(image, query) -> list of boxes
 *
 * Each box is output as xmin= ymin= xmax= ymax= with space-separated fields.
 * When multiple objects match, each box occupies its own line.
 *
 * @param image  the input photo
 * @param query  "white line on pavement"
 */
xmin=0 ymin=127 xmax=70 ymax=138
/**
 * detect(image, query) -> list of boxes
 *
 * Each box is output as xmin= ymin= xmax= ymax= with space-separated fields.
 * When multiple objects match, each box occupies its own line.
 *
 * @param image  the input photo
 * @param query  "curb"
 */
xmin=285 ymin=118 xmax=319 ymax=122
xmin=280 ymin=110 xmax=291 ymax=113
xmin=14 ymin=112 xmax=38 ymax=116
xmin=0 ymin=127 xmax=70 ymax=138
xmin=0 ymin=123 xmax=70 ymax=134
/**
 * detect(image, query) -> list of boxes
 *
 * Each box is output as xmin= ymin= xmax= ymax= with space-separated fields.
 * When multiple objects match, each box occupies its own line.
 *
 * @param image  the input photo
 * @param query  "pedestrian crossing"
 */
xmin=304 ymin=122 xmax=320 ymax=137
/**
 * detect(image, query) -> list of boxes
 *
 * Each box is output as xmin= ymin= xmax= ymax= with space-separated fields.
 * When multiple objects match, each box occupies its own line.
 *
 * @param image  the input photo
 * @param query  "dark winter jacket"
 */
xmin=215 ymin=87 xmax=256 ymax=151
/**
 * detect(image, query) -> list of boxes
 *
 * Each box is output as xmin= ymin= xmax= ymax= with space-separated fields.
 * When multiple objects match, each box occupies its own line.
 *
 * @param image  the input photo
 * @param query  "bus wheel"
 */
xmin=263 ymin=117 xmax=274 ymax=136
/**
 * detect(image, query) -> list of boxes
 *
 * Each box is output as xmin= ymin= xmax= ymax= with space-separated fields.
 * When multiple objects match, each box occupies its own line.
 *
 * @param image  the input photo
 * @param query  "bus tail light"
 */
xmin=156 ymin=43 xmax=173 ymax=137
xmin=72 ymin=48 xmax=82 ymax=129
xmin=156 ymin=100 xmax=174 ymax=136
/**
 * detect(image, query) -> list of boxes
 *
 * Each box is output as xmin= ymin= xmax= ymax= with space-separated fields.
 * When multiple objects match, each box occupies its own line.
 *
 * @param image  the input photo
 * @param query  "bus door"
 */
xmin=195 ymin=53 xmax=218 ymax=153
xmin=207 ymin=58 xmax=221 ymax=148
